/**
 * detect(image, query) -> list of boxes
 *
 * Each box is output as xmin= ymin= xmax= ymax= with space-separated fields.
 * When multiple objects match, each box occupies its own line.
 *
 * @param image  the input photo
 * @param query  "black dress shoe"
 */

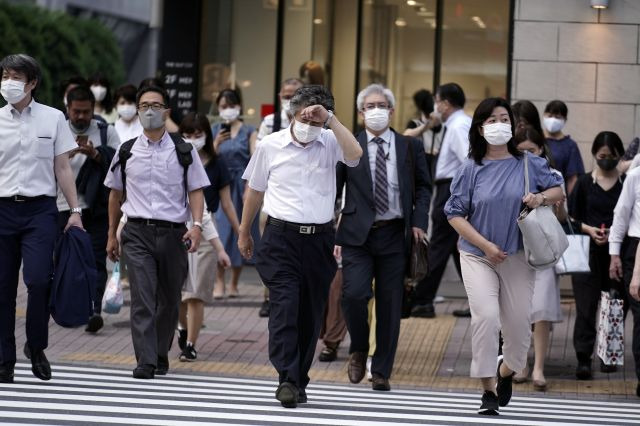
xmin=133 ymin=365 xmax=155 ymax=379
xmin=411 ymin=303 xmax=435 ymax=318
xmin=576 ymin=360 xmax=592 ymax=380
xmin=318 ymin=346 xmax=337 ymax=362
xmin=156 ymin=355 xmax=169 ymax=375
xmin=298 ymin=388 xmax=307 ymax=403
xmin=28 ymin=348 xmax=51 ymax=381
xmin=85 ymin=314 xmax=104 ymax=333
xmin=0 ymin=363 xmax=14 ymax=383
xmin=452 ymin=307 xmax=472 ymax=317
xmin=258 ymin=300 xmax=270 ymax=318
xmin=371 ymin=373 xmax=391 ymax=391
xmin=600 ymin=360 xmax=617 ymax=373
xmin=348 ymin=351 xmax=367 ymax=384
xmin=275 ymin=382 xmax=298 ymax=408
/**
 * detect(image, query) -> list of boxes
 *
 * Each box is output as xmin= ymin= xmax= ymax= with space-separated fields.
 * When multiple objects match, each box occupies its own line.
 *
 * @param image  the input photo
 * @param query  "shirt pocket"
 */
xmin=308 ymin=163 xmax=331 ymax=196
xmin=35 ymin=136 xmax=54 ymax=159
xmin=162 ymin=154 xmax=186 ymax=200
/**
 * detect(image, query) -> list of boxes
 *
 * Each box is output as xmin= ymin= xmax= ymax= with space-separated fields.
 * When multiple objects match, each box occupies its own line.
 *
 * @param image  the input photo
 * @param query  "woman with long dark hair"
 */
xmin=445 ymin=98 xmax=563 ymax=415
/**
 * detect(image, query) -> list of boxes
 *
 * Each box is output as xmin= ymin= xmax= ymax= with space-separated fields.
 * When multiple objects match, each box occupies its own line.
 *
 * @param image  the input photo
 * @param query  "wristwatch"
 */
xmin=324 ymin=110 xmax=334 ymax=128
xmin=193 ymin=221 xmax=203 ymax=231
xmin=70 ymin=207 xmax=82 ymax=216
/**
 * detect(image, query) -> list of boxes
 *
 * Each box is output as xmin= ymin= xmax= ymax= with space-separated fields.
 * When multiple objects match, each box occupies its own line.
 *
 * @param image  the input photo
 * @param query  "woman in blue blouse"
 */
xmin=444 ymin=98 xmax=563 ymax=415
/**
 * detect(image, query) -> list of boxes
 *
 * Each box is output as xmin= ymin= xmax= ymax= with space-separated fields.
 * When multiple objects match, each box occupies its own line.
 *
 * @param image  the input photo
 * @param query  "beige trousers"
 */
xmin=460 ymin=250 xmax=535 ymax=378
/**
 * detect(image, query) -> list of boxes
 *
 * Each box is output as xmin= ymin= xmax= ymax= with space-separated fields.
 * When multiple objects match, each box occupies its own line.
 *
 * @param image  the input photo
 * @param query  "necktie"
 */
xmin=373 ymin=137 xmax=389 ymax=215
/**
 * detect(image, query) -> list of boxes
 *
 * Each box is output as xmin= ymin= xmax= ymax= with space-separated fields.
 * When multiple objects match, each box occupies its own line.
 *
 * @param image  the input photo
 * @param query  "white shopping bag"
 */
xmin=102 ymin=262 xmax=124 ymax=314
xmin=596 ymin=291 xmax=624 ymax=366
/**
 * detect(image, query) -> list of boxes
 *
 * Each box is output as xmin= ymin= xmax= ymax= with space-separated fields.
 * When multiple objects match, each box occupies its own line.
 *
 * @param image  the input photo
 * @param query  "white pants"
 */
xmin=460 ymin=250 xmax=535 ymax=378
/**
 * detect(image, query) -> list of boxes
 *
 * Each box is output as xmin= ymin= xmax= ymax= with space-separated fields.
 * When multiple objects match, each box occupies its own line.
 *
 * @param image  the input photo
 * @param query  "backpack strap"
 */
xmin=97 ymin=121 xmax=109 ymax=147
xmin=110 ymin=138 xmax=137 ymax=203
xmin=169 ymin=133 xmax=193 ymax=206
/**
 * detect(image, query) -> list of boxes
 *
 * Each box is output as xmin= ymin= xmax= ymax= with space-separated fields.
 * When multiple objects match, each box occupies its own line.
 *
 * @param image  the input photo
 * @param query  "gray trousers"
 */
xmin=121 ymin=222 xmax=188 ymax=368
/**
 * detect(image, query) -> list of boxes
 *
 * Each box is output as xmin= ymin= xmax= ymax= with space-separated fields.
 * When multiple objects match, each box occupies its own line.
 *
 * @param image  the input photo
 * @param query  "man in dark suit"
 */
xmin=336 ymin=84 xmax=431 ymax=391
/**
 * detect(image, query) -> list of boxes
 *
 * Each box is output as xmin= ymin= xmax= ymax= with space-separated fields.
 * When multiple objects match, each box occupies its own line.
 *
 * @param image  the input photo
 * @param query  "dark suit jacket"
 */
xmin=335 ymin=129 xmax=432 ymax=253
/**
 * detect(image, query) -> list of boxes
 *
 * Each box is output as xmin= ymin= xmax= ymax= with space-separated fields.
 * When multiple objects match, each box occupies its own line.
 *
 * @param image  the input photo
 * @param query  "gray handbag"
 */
xmin=517 ymin=153 xmax=569 ymax=271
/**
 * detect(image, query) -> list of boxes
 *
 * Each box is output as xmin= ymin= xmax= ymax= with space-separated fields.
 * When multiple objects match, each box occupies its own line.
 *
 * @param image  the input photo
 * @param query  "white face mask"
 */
xmin=281 ymin=99 xmax=291 ymax=113
xmin=292 ymin=119 xmax=322 ymax=144
xmin=90 ymin=85 xmax=107 ymax=102
xmin=1 ymin=79 xmax=28 ymax=104
xmin=543 ymin=117 xmax=565 ymax=134
xmin=219 ymin=106 xmax=240 ymax=122
xmin=482 ymin=122 xmax=512 ymax=146
xmin=185 ymin=135 xmax=206 ymax=151
xmin=364 ymin=108 xmax=390 ymax=132
xmin=117 ymin=104 xmax=137 ymax=121
xmin=432 ymin=102 xmax=442 ymax=120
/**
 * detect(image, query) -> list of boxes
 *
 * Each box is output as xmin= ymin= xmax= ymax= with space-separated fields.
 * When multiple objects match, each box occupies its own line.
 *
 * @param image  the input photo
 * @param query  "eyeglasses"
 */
xmin=138 ymin=102 xmax=166 ymax=111
xmin=362 ymin=102 xmax=390 ymax=111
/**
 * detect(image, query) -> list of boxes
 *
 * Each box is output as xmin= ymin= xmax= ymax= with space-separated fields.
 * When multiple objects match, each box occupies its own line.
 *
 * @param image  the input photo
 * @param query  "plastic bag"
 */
xmin=102 ymin=262 xmax=123 ymax=314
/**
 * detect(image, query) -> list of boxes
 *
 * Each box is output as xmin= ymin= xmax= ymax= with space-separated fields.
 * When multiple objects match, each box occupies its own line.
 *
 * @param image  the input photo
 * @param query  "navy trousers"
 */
xmin=0 ymin=197 xmax=58 ymax=366
xmin=58 ymin=209 xmax=108 ymax=314
xmin=256 ymin=223 xmax=337 ymax=390
xmin=341 ymin=220 xmax=406 ymax=379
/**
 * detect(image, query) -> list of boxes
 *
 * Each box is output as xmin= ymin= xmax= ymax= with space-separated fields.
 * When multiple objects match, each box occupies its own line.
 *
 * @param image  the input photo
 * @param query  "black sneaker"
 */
xmin=600 ymin=360 xmax=617 ymax=373
xmin=259 ymin=300 xmax=270 ymax=318
xmin=411 ymin=303 xmax=435 ymax=318
xmin=496 ymin=359 xmax=514 ymax=407
xmin=576 ymin=360 xmax=592 ymax=380
xmin=179 ymin=344 xmax=197 ymax=362
xmin=478 ymin=390 xmax=499 ymax=415
xmin=85 ymin=314 xmax=104 ymax=333
xmin=177 ymin=329 xmax=187 ymax=351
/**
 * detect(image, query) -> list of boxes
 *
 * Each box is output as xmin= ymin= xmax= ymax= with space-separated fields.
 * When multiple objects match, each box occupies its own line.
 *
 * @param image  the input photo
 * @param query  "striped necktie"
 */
xmin=373 ymin=137 xmax=389 ymax=215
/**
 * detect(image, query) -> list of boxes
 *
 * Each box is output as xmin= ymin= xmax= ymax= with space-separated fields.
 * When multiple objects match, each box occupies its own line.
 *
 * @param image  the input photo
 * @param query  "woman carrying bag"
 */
xmin=568 ymin=131 xmax=626 ymax=380
xmin=445 ymin=98 xmax=563 ymax=415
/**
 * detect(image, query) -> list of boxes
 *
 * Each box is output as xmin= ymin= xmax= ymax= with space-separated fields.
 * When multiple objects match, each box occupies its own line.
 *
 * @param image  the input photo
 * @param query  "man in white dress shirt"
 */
xmin=0 ymin=54 xmax=83 ymax=384
xmin=238 ymin=85 xmax=362 ymax=408
xmin=609 ymin=166 xmax=640 ymax=397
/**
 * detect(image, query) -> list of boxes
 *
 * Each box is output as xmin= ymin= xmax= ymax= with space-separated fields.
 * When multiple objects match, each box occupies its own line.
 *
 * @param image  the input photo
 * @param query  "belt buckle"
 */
xmin=145 ymin=219 xmax=155 ymax=226
xmin=13 ymin=195 xmax=25 ymax=202
xmin=299 ymin=225 xmax=315 ymax=234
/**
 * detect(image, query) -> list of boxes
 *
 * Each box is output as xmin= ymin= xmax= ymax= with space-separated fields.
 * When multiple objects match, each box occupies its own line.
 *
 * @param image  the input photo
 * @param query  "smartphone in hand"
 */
xmin=221 ymin=122 xmax=231 ymax=133
xmin=76 ymin=135 xmax=89 ymax=146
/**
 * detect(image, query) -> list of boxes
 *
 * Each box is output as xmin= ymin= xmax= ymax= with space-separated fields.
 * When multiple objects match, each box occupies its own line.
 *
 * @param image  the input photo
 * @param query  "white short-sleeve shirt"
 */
xmin=242 ymin=125 xmax=359 ymax=224
xmin=0 ymin=99 xmax=77 ymax=197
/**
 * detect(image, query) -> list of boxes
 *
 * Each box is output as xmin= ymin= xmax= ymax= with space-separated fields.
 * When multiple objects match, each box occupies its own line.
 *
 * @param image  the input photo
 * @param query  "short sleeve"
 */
xmin=530 ymin=153 xmax=564 ymax=191
xmin=444 ymin=161 xmax=473 ymax=219
xmin=565 ymin=140 xmax=585 ymax=177
xmin=106 ymin=125 xmax=121 ymax=149
xmin=242 ymin=143 xmax=269 ymax=192
xmin=104 ymin=149 xmax=123 ymax=190
xmin=54 ymin=112 xmax=77 ymax=156
xmin=449 ymin=126 xmax=471 ymax=163
xmin=186 ymin=149 xmax=211 ymax=191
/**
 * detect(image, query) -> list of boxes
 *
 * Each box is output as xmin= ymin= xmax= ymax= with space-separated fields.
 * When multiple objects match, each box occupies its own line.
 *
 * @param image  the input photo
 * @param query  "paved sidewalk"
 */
xmin=13 ymin=266 xmax=639 ymax=401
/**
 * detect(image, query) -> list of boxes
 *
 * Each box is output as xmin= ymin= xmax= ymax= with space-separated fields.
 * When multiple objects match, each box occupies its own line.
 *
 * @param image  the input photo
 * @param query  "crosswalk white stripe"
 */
xmin=12 ymin=367 xmax=640 ymax=417
xmin=17 ymin=363 xmax=638 ymax=409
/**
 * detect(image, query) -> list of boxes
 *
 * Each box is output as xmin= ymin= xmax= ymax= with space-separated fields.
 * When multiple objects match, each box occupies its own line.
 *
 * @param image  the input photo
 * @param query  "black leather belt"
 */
xmin=0 ymin=195 xmax=50 ymax=202
xmin=267 ymin=216 xmax=333 ymax=234
xmin=372 ymin=219 xmax=403 ymax=229
xmin=128 ymin=217 xmax=185 ymax=228
xmin=434 ymin=178 xmax=453 ymax=185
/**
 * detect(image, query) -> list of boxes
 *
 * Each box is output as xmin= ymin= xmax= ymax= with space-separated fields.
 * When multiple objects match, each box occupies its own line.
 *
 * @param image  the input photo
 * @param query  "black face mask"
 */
xmin=597 ymin=158 xmax=619 ymax=171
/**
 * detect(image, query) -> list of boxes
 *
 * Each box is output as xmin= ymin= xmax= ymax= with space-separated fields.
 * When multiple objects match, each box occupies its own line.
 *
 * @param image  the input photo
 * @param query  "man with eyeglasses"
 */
xmin=104 ymin=85 xmax=210 ymax=379
xmin=411 ymin=82 xmax=472 ymax=319
xmin=336 ymin=84 xmax=431 ymax=391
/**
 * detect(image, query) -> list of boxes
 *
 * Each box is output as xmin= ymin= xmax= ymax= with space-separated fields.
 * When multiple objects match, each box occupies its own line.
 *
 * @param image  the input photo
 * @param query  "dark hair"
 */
xmin=469 ymin=97 xmax=522 ymax=165
xmin=136 ymin=85 xmax=170 ymax=108
xmin=216 ymin=88 xmax=242 ymax=108
xmin=512 ymin=100 xmax=543 ymax=136
xmin=139 ymin=77 xmax=165 ymax=90
xmin=544 ymin=100 xmax=568 ymax=118
xmin=289 ymin=85 xmax=335 ymax=116
xmin=179 ymin=112 xmax=216 ymax=160
xmin=513 ymin=125 xmax=556 ymax=169
xmin=60 ymin=76 xmax=88 ymax=97
xmin=591 ymin=131 xmax=625 ymax=158
xmin=413 ymin=89 xmax=434 ymax=115
xmin=113 ymin=84 xmax=137 ymax=104
xmin=0 ymin=53 xmax=41 ymax=91
xmin=436 ymin=82 xmax=465 ymax=109
xmin=66 ymin=85 xmax=95 ymax=106
xmin=299 ymin=61 xmax=324 ymax=85
xmin=88 ymin=73 xmax=114 ymax=113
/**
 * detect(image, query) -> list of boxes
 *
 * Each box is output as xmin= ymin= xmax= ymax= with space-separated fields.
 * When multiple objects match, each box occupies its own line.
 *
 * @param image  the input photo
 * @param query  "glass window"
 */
xmin=439 ymin=0 xmax=511 ymax=114
xmin=359 ymin=0 xmax=437 ymax=131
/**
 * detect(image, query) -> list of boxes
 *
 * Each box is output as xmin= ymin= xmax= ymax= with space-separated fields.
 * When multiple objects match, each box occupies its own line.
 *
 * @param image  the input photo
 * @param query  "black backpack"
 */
xmin=110 ymin=133 xmax=193 ymax=205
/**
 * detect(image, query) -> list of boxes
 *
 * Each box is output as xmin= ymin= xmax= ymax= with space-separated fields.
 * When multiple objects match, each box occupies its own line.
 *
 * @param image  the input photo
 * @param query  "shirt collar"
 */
xmin=444 ymin=108 xmax=465 ymax=126
xmin=366 ymin=127 xmax=392 ymax=144
xmin=7 ymin=98 xmax=36 ymax=118
xmin=280 ymin=122 xmax=326 ymax=149
xmin=140 ymin=130 xmax=170 ymax=147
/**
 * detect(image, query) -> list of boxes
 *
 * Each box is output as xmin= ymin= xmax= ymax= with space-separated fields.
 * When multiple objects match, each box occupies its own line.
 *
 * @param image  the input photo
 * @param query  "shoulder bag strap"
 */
xmin=523 ymin=152 xmax=530 ymax=197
